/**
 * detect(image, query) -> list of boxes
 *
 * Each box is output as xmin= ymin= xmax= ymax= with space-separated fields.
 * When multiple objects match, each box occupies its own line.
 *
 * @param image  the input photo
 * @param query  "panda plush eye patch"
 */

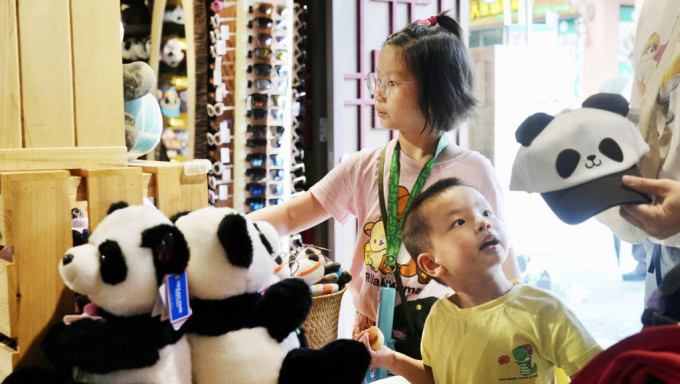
xmin=99 ymin=240 xmax=127 ymax=285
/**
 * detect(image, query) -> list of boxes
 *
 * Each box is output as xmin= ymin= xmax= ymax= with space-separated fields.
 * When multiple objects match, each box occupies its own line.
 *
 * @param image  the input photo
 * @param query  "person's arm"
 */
xmin=355 ymin=333 xmax=435 ymax=384
xmin=247 ymin=191 xmax=331 ymax=236
xmin=620 ymin=175 xmax=680 ymax=239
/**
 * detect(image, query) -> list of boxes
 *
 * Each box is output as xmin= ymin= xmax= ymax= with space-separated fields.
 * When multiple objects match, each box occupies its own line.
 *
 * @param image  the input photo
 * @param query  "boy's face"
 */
xmin=420 ymin=186 xmax=508 ymax=284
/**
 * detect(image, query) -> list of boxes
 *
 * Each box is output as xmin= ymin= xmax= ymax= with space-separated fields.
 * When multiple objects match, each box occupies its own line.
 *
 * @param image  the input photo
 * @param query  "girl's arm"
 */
xmin=247 ymin=191 xmax=331 ymax=236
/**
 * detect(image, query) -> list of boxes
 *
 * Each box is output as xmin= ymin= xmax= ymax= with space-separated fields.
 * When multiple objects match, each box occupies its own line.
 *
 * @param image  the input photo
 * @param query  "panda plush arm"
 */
xmin=41 ymin=314 xmax=181 ymax=374
xmin=255 ymin=277 xmax=312 ymax=342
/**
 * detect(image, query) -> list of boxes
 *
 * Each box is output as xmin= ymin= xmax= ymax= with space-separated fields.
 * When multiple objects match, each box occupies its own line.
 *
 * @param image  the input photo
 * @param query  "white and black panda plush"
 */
xmin=510 ymin=93 xmax=652 ymax=225
xmin=173 ymin=207 xmax=371 ymax=384
xmin=5 ymin=202 xmax=193 ymax=384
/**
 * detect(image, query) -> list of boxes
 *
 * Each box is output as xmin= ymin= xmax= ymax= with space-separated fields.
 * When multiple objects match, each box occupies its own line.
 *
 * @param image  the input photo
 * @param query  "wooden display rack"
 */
xmin=0 ymin=0 xmax=208 ymax=379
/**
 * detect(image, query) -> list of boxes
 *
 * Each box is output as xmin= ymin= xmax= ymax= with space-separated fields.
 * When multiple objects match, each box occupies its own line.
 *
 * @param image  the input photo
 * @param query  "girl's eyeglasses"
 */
xmin=365 ymin=72 xmax=416 ymax=98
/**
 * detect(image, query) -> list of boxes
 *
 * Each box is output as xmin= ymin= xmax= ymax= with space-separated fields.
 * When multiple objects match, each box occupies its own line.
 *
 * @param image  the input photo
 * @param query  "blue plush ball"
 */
xmin=124 ymin=93 xmax=163 ymax=160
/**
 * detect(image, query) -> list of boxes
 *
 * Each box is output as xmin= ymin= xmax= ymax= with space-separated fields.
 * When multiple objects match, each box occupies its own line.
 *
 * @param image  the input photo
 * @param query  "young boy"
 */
xmin=357 ymin=177 xmax=602 ymax=383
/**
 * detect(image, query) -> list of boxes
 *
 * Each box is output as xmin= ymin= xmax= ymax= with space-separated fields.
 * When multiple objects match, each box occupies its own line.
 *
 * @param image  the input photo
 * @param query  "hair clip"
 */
xmin=413 ymin=16 xmax=437 ymax=26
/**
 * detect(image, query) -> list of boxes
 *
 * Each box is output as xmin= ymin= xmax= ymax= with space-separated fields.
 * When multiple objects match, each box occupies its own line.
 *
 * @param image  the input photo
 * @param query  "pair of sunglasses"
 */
xmin=245 ymin=152 xmax=283 ymax=167
xmin=247 ymin=124 xmax=285 ymax=138
xmin=247 ymin=63 xmax=288 ymax=78
xmin=250 ymin=93 xmax=286 ymax=108
xmin=246 ymin=197 xmax=284 ymax=211
xmin=246 ymin=138 xmax=283 ymax=149
xmin=246 ymin=182 xmax=284 ymax=197
xmin=247 ymin=108 xmax=284 ymax=122
xmin=246 ymin=167 xmax=285 ymax=181
xmin=249 ymin=3 xmax=289 ymax=17
xmin=248 ymin=33 xmax=288 ymax=47
xmin=248 ymin=78 xmax=288 ymax=92
xmin=248 ymin=17 xmax=287 ymax=31
xmin=248 ymin=48 xmax=288 ymax=61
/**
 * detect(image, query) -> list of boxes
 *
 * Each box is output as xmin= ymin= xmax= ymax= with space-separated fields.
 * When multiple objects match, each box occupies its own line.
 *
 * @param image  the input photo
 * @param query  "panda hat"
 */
xmin=510 ymin=93 xmax=651 ymax=225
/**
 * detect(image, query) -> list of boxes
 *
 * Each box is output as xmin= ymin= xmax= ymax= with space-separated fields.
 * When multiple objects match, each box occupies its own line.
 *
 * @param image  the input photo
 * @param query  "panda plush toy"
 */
xmin=4 ymin=202 xmax=193 ymax=384
xmin=172 ymin=206 xmax=371 ymax=384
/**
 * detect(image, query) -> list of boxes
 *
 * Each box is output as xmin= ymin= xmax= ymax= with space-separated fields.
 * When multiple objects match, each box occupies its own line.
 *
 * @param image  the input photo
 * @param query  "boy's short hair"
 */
xmin=385 ymin=13 xmax=477 ymax=134
xmin=402 ymin=177 xmax=464 ymax=261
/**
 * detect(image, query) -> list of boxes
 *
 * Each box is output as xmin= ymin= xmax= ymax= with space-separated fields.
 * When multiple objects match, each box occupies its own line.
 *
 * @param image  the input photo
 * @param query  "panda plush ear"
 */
xmin=107 ymin=201 xmax=129 ymax=214
xmin=217 ymin=214 xmax=253 ymax=268
xmin=515 ymin=113 xmax=554 ymax=146
xmin=581 ymin=93 xmax=629 ymax=117
xmin=141 ymin=224 xmax=190 ymax=285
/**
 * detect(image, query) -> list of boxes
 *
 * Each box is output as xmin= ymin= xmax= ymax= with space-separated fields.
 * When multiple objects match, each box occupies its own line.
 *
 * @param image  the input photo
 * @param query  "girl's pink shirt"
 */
xmin=310 ymin=139 xmax=510 ymax=321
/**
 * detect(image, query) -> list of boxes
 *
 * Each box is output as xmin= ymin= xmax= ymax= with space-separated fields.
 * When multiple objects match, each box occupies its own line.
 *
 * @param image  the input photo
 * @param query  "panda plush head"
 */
xmin=172 ymin=206 xmax=280 ymax=300
xmin=59 ymin=202 xmax=190 ymax=317
xmin=510 ymin=93 xmax=652 ymax=224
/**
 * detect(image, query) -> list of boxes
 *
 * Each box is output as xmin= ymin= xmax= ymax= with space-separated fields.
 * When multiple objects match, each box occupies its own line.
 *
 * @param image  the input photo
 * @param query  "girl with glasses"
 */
xmin=248 ymin=11 xmax=520 ymax=361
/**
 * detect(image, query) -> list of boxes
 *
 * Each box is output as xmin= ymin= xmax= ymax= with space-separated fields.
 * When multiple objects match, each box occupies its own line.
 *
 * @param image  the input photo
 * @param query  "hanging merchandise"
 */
xmin=205 ymin=1 xmax=238 ymax=207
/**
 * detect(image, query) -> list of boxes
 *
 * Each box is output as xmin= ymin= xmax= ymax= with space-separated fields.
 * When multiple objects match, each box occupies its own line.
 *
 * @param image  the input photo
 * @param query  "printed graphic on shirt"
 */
xmin=636 ymin=32 xmax=662 ymax=96
xmin=513 ymin=344 xmax=538 ymax=376
xmin=363 ymin=185 xmax=431 ymax=286
xmin=496 ymin=344 xmax=540 ymax=382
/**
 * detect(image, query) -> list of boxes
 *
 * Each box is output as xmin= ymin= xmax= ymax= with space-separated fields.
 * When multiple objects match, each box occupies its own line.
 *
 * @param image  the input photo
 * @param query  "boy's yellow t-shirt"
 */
xmin=421 ymin=283 xmax=602 ymax=384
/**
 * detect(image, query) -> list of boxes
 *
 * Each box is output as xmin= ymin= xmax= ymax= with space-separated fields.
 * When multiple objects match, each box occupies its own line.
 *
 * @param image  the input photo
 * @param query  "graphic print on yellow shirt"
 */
xmin=362 ymin=185 xmax=431 ymax=286
xmin=496 ymin=344 xmax=540 ymax=381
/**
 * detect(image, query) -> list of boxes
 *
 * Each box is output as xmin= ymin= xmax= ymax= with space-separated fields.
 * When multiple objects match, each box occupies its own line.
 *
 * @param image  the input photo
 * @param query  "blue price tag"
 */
xmin=165 ymin=271 xmax=191 ymax=327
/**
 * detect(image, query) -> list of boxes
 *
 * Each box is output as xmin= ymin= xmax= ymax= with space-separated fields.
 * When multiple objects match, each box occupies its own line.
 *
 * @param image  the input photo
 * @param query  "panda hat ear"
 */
xmin=141 ymin=224 xmax=190 ymax=285
xmin=581 ymin=93 xmax=629 ymax=117
xmin=515 ymin=113 xmax=554 ymax=146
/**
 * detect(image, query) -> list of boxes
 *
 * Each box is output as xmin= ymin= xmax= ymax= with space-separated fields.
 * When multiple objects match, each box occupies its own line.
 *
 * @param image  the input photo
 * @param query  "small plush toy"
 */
xmin=288 ymin=246 xmax=352 ymax=296
xmin=172 ymin=207 xmax=370 ymax=384
xmin=3 ymin=202 xmax=193 ymax=384
xmin=123 ymin=61 xmax=163 ymax=160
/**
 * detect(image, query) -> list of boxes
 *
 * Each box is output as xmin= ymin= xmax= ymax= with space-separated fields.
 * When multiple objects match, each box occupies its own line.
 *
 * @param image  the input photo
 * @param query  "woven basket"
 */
xmin=301 ymin=286 xmax=347 ymax=349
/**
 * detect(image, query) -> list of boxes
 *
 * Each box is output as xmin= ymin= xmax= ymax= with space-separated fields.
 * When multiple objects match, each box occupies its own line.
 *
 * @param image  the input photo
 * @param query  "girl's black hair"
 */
xmin=385 ymin=12 xmax=477 ymax=134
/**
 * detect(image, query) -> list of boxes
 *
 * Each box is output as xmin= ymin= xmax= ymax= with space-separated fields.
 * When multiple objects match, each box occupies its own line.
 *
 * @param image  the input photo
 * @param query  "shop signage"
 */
xmin=470 ymin=0 xmax=578 ymax=27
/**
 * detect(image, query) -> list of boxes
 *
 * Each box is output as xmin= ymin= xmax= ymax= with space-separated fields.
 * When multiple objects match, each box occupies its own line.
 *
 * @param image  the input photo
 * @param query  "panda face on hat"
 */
xmin=510 ymin=93 xmax=651 ymax=224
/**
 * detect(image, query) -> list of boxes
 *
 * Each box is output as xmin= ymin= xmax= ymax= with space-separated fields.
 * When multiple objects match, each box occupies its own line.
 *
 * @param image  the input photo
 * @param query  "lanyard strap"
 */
xmin=378 ymin=134 xmax=449 ymax=271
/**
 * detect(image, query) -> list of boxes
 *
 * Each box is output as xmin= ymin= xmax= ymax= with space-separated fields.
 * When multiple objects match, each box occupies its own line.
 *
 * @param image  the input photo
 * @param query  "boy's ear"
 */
xmin=417 ymin=253 xmax=440 ymax=277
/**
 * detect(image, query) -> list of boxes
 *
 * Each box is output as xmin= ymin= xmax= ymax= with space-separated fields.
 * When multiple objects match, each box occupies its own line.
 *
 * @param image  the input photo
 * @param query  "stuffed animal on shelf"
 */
xmin=3 ymin=202 xmax=193 ymax=384
xmin=123 ymin=61 xmax=163 ymax=160
xmin=172 ymin=207 xmax=371 ymax=384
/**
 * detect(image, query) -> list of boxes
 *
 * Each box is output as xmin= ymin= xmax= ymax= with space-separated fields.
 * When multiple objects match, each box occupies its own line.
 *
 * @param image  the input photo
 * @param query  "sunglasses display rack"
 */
xmin=205 ymin=0 xmax=294 ymax=216
xmin=287 ymin=0 xmax=309 ymax=249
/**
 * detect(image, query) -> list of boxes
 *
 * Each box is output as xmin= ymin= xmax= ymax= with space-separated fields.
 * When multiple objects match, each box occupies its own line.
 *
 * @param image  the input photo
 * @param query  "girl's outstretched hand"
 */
xmin=621 ymin=175 xmax=680 ymax=239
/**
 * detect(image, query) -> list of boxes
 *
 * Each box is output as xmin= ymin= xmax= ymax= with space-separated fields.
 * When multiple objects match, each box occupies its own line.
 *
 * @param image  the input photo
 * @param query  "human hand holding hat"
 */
xmin=620 ymin=175 xmax=680 ymax=239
